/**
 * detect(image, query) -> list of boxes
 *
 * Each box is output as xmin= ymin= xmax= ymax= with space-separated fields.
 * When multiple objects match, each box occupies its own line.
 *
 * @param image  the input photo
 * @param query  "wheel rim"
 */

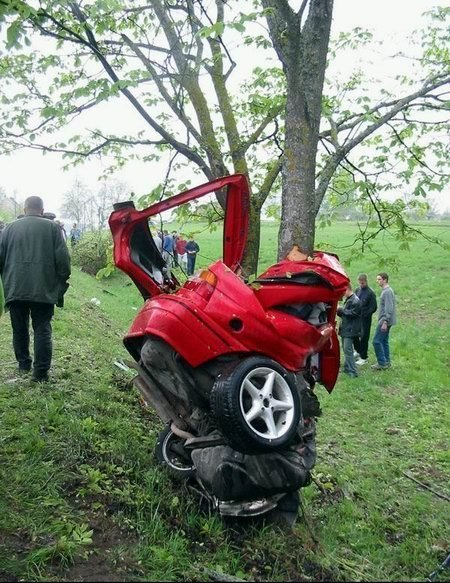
xmin=162 ymin=431 xmax=195 ymax=473
xmin=239 ymin=367 xmax=295 ymax=441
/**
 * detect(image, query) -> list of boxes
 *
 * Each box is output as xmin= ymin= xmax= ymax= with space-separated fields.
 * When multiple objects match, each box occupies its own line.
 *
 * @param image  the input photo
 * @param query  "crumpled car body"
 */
xmin=109 ymin=173 xmax=349 ymax=393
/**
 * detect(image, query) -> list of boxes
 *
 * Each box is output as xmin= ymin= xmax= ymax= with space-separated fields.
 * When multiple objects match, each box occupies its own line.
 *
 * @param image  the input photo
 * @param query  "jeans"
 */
xmin=342 ymin=336 xmax=358 ymax=376
xmin=8 ymin=301 xmax=54 ymax=377
xmin=187 ymin=253 xmax=197 ymax=276
xmin=162 ymin=250 xmax=173 ymax=278
xmin=353 ymin=316 xmax=372 ymax=360
xmin=373 ymin=322 xmax=391 ymax=366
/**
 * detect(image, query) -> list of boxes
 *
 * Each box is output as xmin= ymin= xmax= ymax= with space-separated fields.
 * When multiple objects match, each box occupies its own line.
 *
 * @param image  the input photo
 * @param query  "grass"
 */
xmin=0 ymin=221 xmax=449 ymax=582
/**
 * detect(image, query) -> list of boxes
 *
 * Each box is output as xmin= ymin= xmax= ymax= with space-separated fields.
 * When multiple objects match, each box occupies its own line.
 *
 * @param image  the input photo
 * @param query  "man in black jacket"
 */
xmin=337 ymin=283 xmax=362 ymax=378
xmin=353 ymin=274 xmax=377 ymax=366
xmin=0 ymin=196 xmax=71 ymax=382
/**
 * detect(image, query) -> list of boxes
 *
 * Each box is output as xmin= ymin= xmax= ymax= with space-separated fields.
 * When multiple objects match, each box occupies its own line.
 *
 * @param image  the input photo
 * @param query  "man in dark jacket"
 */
xmin=0 ymin=196 xmax=71 ymax=382
xmin=353 ymin=273 xmax=377 ymax=366
xmin=185 ymin=234 xmax=200 ymax=276
xmin=337 ymin=283 xmax=362 ymax=378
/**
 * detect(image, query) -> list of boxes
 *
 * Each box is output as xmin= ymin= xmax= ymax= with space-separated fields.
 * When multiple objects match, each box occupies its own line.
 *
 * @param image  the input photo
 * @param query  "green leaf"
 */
xmin=6 ymin=21 xmax=21 ymax=48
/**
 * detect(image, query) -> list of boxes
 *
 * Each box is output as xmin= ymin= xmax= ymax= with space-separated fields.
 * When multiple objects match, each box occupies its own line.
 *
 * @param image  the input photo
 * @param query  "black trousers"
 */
xmin=8 ymin=301 xmax=54 ymax=376
xmin=353 ymin=315 xmax=373 ymax=360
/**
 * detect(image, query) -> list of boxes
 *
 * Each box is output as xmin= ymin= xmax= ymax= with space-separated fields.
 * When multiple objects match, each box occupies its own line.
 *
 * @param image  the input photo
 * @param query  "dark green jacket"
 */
xmin=0 ymin=276 xmax=4 ymax=316
xmin=0 ymin=215 xmax=71 ymax=306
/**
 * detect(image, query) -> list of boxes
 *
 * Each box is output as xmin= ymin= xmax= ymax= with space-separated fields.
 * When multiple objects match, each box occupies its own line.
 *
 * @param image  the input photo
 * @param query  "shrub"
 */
xmin=71 ymin=230 xmax=113 ymax=276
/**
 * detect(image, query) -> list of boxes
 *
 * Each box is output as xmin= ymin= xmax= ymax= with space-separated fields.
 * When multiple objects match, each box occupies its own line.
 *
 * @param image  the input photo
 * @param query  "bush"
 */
xmin=71 ymin=230 xmax=113 ymax=276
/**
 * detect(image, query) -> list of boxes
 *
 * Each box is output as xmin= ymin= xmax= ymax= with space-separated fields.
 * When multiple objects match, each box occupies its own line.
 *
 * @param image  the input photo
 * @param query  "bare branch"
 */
xmin=68 ymin=1 xmax=213 ymax=179
xmin=241 ymin=105 xmax=284 ymax=153
xmin=121 ymin=33 xmax=202 ymax=144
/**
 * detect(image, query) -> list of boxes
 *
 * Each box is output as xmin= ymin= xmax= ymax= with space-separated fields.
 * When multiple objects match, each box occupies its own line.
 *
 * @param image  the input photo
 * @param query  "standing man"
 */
xmin=337 ymin=283 xmax=362 ymax=378
xmin=69 ymin=223 xmax=81 ymax=247
xmin=175 ymin=233 xmax=188 ymax=272
xmin=171 ymin=230 xmax=179 ymax=266
xmin=0 ymin=196 xmax=71 ymax=382
xmin=353 ymin=274 xmax=377 ymax=366
xmin=185 ymin=234 xmax=200 ymax=276
xmin=0 ymin=274 xmax=4 ymax=317
xmin=162 ymin=230 xmax=174 ymax=278
xmin=372 ymin=272 xmax=397 ymax=371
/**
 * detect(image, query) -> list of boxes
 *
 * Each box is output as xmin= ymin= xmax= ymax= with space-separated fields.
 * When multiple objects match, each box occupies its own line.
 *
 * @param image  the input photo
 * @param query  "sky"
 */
xmin=0 ymin=0 xmax=448 ymax=216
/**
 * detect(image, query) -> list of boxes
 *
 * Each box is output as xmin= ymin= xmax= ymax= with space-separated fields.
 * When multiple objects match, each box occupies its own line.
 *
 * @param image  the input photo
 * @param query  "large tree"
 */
xmin=0 ymin=1 xmax=448 ymax=270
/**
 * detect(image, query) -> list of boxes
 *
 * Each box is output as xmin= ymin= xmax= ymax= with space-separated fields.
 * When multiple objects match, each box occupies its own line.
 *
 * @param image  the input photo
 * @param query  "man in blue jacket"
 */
xmin=0 ymin=196 xmax=71 ymax=382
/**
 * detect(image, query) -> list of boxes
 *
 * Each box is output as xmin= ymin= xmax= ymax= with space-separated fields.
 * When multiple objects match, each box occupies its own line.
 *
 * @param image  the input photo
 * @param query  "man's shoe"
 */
xmin=31 ymin=373 xmax=50 ymax=383
xmin=356 ymin=358 xmax=368 ymax=366
xmin=353 ymin=350 xmax=359 ymax=357
xmin=17 ymin=367 xmax=31 ymax=375
xmin=371 ymin=363 xmax=388 ymax=371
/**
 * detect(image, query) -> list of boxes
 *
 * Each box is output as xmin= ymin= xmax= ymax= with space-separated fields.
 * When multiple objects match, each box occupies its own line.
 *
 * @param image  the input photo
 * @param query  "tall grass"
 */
xmin=0 ymin=221 xmax=448 ymax=582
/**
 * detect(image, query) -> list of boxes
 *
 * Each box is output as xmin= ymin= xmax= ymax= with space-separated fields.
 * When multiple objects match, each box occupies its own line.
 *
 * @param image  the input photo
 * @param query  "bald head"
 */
xmin=24 ymin=196 xmax=44 ymax=215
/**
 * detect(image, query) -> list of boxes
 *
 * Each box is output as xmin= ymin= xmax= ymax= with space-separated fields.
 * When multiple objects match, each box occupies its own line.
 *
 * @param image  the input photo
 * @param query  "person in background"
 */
xmin=151 ymin=229 xmax=162 ymax=253
xmin=337 ymin=283 xmax=362 ymax=378
xmin=175 ymin=232 xmax=188 ymax=272
xmin=372 ymin=272 xmax=397 ymax=370
xmin=171 ymin=230 xmax=179 ymax=266
xmin=55 ymin=220 xmax=67 ymax=243
xmin=0 ymin=275 xmax=4 ymax=317
xmin=185 ymin=234 xmax=200 ymax=276
xmin=162 ymin=229 xmax=174 ymax=278
xmin=69 ymin=223 xmax=81 ymax=247
xmin=353 ymin=273 xmax=377 ymax=366
xmin=0 ymin=196 xmax=71 ymax=382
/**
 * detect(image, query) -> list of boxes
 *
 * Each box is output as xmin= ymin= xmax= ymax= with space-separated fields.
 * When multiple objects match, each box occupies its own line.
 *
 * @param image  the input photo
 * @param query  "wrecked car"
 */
xmin=109 ymin=174 xmax=349 ymax=519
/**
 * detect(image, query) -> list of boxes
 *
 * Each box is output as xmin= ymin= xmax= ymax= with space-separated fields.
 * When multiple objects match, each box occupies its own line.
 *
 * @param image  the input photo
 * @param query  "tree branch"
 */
xmin=314 ymin=74 xmax=450 ymax=213
xmin=121 ymin=33 xmax=202 ymax=144
xmin=68 ymin=1 xmax=213 ymax=179
xmin=321 ymin=73 xmax=450 ymax=139
xmin=241 ymin=104 xmax=284 ymax=153
xmin=256 ymin=159 xmax=283 ymax=207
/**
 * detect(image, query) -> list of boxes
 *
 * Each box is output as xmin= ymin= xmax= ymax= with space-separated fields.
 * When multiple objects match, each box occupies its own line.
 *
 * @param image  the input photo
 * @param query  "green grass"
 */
xmin=0 ymin=222 xmax=449 ymax=582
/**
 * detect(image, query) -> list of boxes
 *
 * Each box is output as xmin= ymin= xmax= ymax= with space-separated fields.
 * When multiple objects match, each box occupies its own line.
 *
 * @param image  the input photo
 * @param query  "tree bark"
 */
xmin=241 ymin=197 xmax=263 ymax=277
xmin=263 ymin=0 xmax=334 ymax=258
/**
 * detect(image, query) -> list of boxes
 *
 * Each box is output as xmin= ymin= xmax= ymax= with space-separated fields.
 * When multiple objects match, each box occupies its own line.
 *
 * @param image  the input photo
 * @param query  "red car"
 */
xmin=109 ymin=174 xmax=349 ymax=512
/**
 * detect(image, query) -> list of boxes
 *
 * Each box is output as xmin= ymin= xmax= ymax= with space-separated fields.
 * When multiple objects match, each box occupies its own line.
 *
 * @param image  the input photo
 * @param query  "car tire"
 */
xmin=210 ymin=357 xmax=301 ymax=454
xmin=155 ymin=425 xmax=196 ymax=481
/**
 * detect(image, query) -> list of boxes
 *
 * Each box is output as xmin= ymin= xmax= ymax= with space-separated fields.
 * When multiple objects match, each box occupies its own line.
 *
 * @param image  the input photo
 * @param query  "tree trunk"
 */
xmin=241 ymin=197 xmax=263 ymax=278
xmin=263 ymin=0 xmax=333 ymax=260
xmin=278 ymin=70 xmax=318 ymax=259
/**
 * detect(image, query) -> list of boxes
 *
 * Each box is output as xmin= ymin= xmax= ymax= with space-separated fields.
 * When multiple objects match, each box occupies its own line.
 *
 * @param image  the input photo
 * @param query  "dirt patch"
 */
xmin=61 ymin=515 xmax=140 ymax=582
xmin=0 ymin=572 xmax=18 ymax=582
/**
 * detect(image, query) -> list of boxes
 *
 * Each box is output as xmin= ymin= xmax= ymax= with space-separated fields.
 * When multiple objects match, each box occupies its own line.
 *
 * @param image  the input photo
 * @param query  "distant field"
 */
xmin=0 ymin=220 xmax=448 ymax=582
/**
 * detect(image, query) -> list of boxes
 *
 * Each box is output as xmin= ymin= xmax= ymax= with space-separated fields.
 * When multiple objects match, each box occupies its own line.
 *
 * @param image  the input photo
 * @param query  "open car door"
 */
xmin=108 ymin=174 xmax=250 ymax=299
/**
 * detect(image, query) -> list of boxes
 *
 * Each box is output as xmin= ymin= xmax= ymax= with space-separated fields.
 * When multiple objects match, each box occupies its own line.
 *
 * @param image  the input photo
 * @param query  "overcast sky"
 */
xmin=0 ymin=0 xmax=448 ymax=215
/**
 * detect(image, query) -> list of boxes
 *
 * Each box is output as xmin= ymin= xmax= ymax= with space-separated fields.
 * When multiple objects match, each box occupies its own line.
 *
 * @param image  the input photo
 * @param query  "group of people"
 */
xmin=337 ymin=272 xmax=397 ymax=378
xmin=151 ymin=228 xmax=200 ymax=278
